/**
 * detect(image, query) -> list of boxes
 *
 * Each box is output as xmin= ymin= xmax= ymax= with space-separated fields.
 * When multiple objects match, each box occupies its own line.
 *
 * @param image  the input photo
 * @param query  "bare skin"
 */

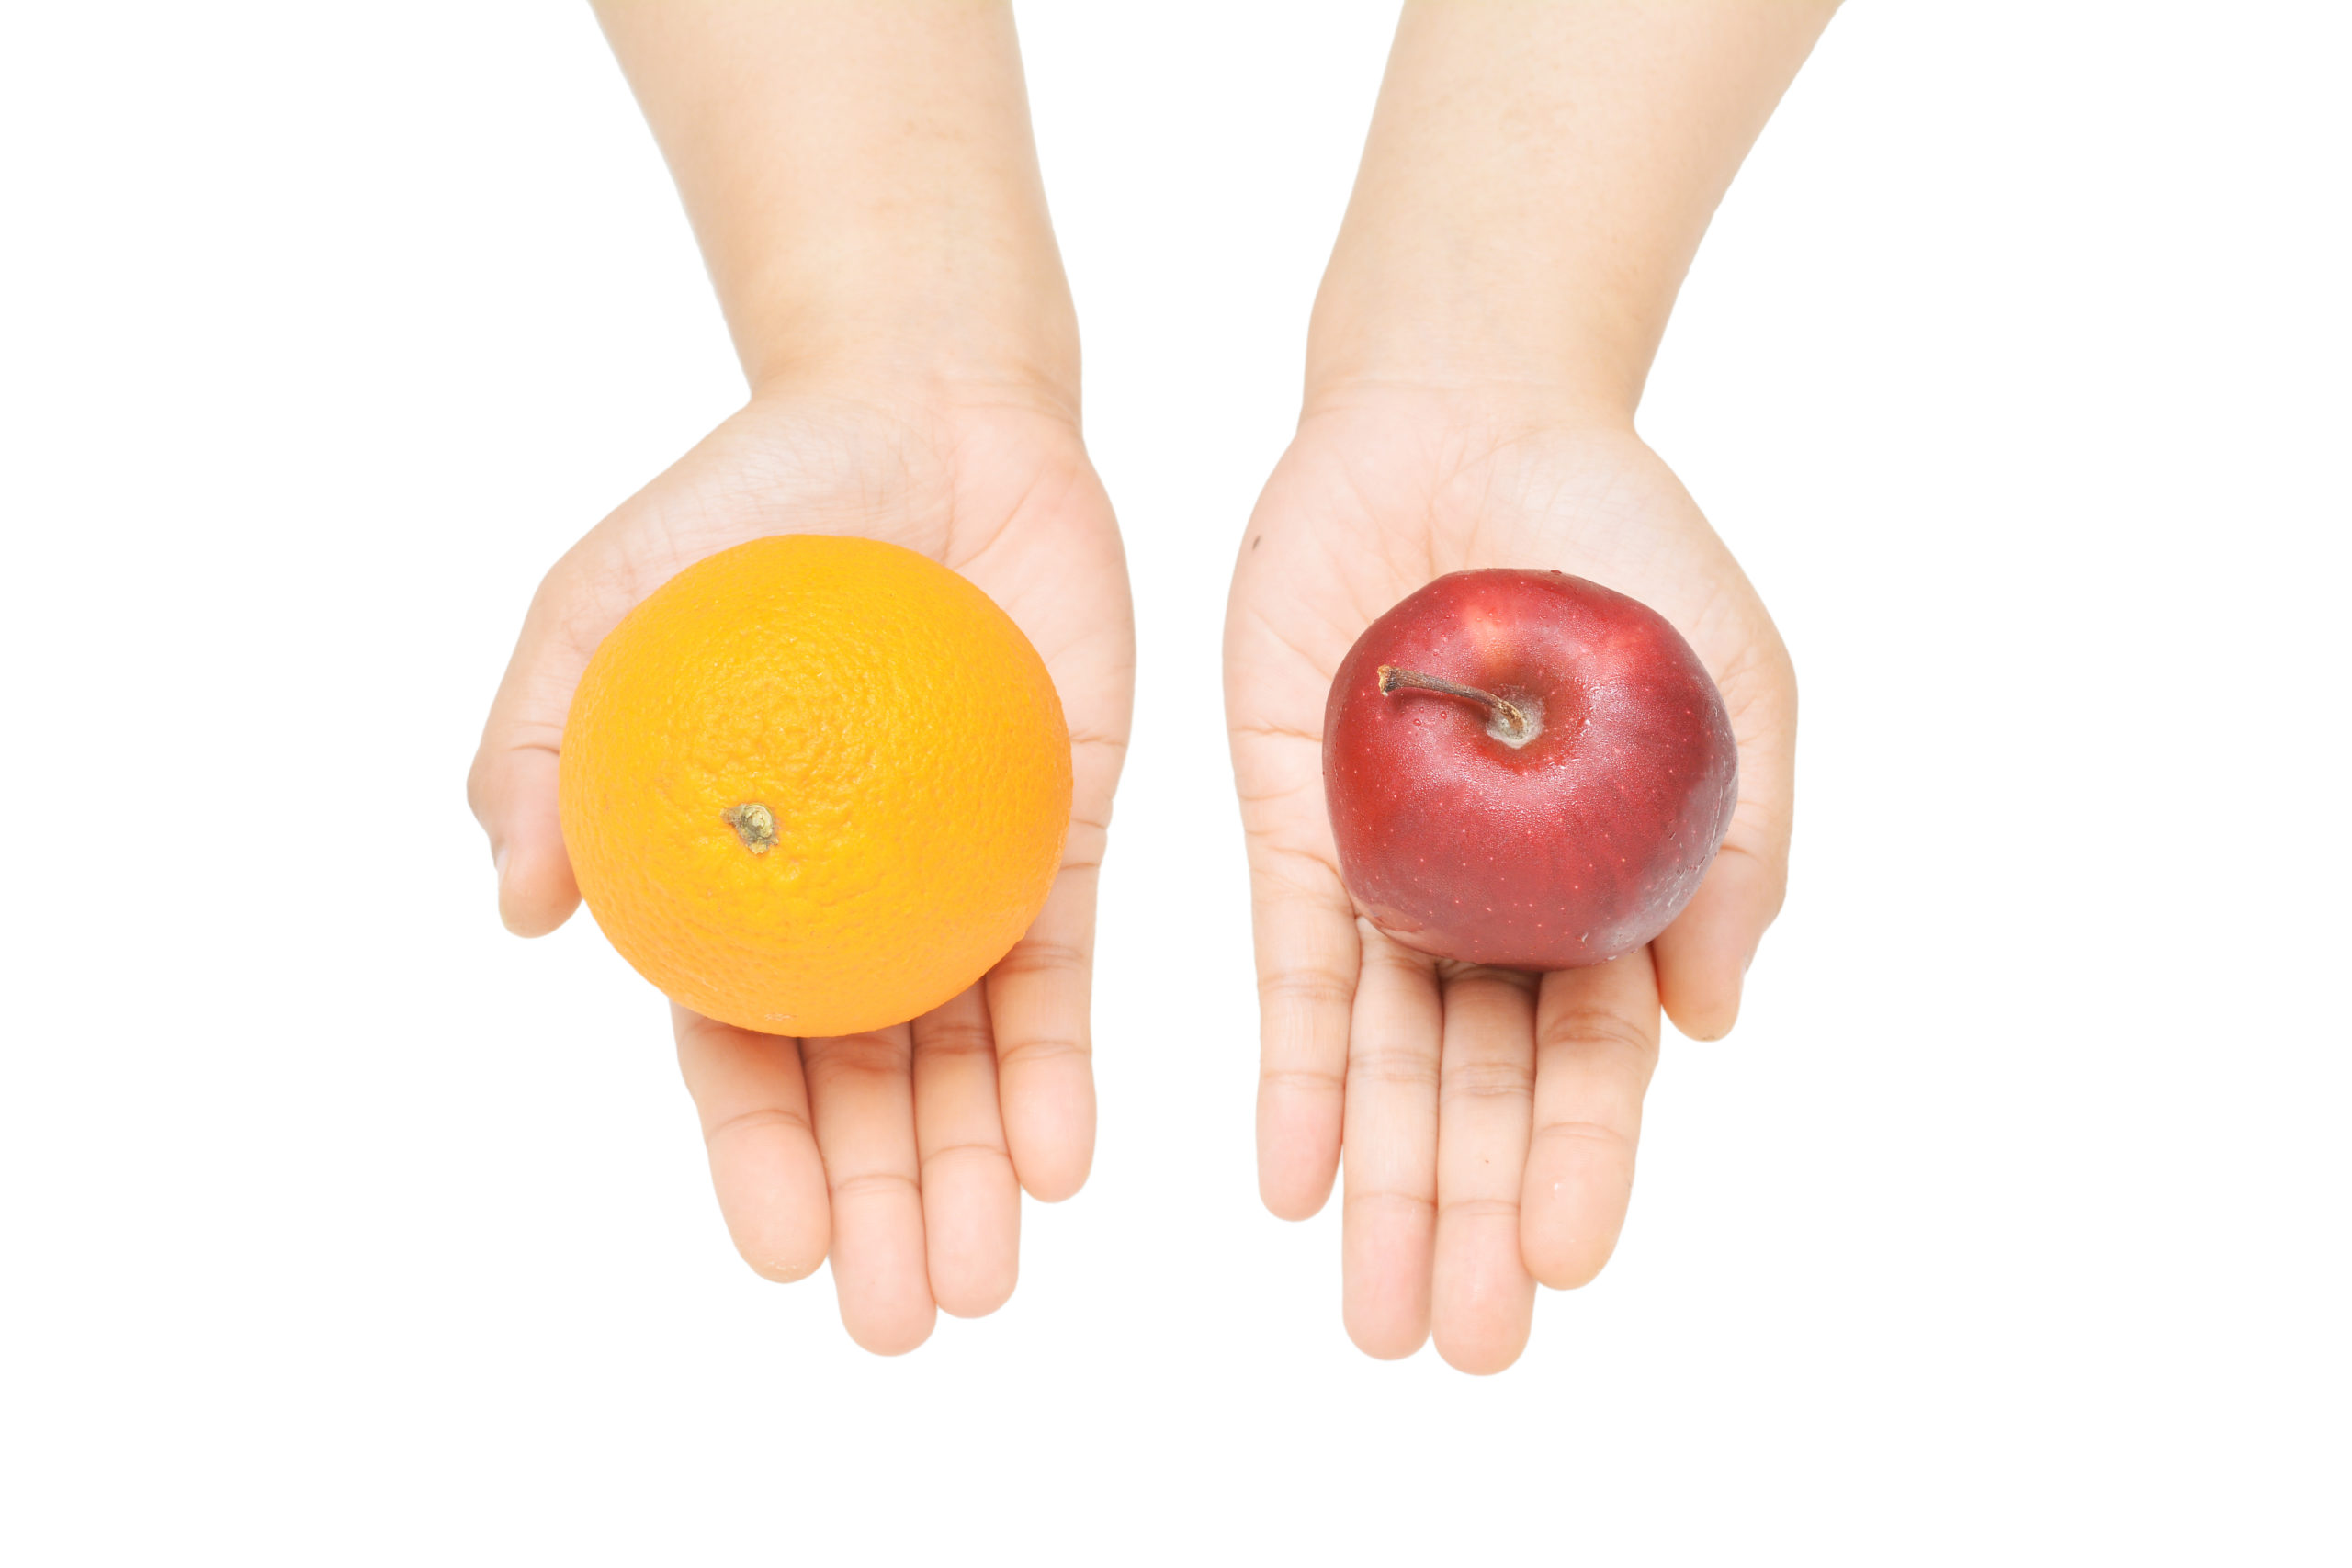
xmin=1227 ymin=1 xmax=1835 ymax=1373
xmin=472 ymin=0 xmax=1831 ymax=1367
xmin=467 ymin=3 xmax=1133 ymax=1355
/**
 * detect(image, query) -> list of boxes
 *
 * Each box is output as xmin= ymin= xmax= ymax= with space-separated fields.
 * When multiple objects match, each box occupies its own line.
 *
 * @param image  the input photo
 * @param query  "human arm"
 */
xmin=1227 ymin=0 xmax=1832 ymax=1371
xmin=469 ymin=1 xmax=1132 ymax=1353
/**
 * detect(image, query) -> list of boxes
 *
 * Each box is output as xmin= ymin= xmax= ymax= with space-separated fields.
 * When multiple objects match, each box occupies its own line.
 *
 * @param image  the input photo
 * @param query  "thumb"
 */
xmin=466 ymin=569 xmax=601 ymax=937
xmin=1653 ymin=654 xmax=1796 ymax=1041
xmin=1652 ymin=840 xmax=1785 ymax=1042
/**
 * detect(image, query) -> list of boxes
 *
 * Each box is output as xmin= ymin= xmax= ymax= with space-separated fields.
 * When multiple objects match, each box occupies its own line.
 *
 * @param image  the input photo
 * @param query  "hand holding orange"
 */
xmin=558 ymin=535 xmax=1073 ymax=1037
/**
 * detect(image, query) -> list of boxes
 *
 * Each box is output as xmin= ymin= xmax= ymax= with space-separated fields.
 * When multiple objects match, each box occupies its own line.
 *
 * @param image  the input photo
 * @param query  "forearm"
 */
xmin=593 ymin=0 xmax=1077 ymax=410
xmin=1307 ymin=0 xmax=1838 ymax=421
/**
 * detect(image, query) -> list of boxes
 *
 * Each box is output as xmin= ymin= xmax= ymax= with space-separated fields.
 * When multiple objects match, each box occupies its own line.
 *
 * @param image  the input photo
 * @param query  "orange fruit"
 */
xmin=558 ymin=535 xmax=1071 ymax=1037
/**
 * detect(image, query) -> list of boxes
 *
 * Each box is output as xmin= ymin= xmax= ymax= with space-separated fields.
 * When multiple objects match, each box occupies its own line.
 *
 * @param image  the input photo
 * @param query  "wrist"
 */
xmin=737 ymin=276 xmax=1080 ymax=429
xmin=1295 ymin=0 xmax=1839 ymax=431
xmin=742 ymin=348 xmax=1083 ymax=443
xmin=1301 ymin=299 xmax=1643 ymax=432
xmin=599 ymin=1 xmax=1080 ymax=422
xmin=724 ymin=198 xmax=1080 ymax=420
xmin=1302 ymin=251 xmax=1648 ymax=429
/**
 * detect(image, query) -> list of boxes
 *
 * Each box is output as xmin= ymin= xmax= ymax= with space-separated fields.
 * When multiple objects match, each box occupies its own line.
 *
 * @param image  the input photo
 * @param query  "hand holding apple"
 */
xmin=1225 ymin=398 xmax=1795 ymax=1372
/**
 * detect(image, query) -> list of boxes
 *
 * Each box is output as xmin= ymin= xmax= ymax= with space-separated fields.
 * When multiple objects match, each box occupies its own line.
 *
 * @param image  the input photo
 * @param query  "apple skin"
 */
xmin=1322 ymin=569 xmax=1738 ymax=971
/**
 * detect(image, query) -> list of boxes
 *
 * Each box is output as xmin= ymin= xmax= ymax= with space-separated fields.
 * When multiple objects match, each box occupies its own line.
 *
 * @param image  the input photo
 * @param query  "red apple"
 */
xmin=1322 ymin=569 xmax=1738 ymax=970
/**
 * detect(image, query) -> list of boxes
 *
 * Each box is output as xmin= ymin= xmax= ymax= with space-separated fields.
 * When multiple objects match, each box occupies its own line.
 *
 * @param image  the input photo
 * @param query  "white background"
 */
xmin=3 ymin=3 xmax=2346 ymax=1562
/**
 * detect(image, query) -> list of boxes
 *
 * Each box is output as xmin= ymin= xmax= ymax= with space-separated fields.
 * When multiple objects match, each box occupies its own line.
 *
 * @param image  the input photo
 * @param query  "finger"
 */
xmin=1430 ymin=967 xmax=1539 ymax=1375
xmin=1520 ymin=952 xmax=1662 ymax=1290
xmin=1654 ymin=843 xmax=1784 ymax=1039
xmin=1340 ymin=927 xmax=1442 ymax=1359
xmin=1250 ymin=856 xmax=1361 ymax=1220
xmin=467 ymin=720 xmax=576 ymax=936
xmin=466 ymin=562 xmax=604 ymax=937
xmin=1656 ymin=669 xmax=1795 ymax=1040
xmin=911 ymin=987 xmax=1021 ymax=1318
xmin=673 ymin=1004 xmax=829 ymax=1283
xmin=801 ymin=1023 xmax=934 ymax=1355
xmin=986 ymin=848 xmax=1102 ymax=1203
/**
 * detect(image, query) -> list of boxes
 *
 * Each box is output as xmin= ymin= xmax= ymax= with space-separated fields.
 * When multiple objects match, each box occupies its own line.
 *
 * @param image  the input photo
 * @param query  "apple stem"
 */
xmin=1377 ymin=665 xmax=1538 ymax=746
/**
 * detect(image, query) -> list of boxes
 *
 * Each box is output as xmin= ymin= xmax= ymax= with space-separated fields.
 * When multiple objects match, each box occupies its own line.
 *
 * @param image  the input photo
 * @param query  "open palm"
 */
xmin=469 ymin=388 xmax=1133 ymax=1353
xmin=1225 ymin=389 xmax=1794 ymax=1372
